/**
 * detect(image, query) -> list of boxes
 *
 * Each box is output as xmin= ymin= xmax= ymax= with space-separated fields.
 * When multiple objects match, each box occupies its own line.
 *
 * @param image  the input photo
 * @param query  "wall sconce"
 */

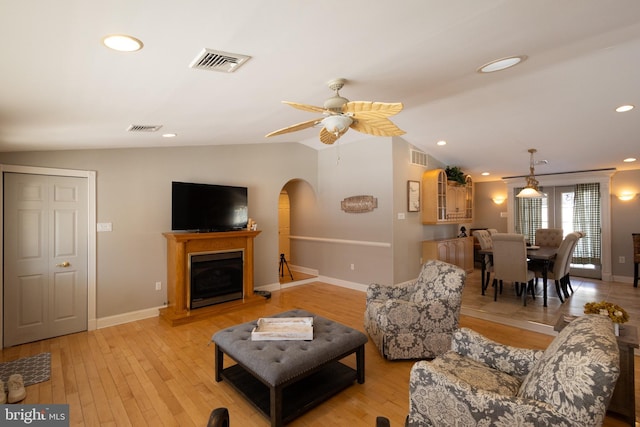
xmin=617 ymin=192 xmax=638 ymax=201
xmin=492 ymin=196 xmax=506 ymax=205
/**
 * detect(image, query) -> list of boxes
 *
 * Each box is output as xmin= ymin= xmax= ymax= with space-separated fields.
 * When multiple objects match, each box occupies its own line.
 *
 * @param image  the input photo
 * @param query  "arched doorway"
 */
xmin=278 ymin=180 xmax=318 ymax=284
xmin=278 ymin=190 xmax=292 ymax=275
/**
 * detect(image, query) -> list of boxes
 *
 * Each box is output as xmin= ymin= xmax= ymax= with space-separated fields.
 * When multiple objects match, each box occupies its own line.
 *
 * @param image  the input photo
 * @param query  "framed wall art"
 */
xmin=408 ymin=180 xmax=420 ymax=212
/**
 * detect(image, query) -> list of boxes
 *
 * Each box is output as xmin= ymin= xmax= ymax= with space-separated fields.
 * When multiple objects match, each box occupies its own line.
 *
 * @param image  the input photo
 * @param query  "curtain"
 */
xmin=513 ymin=187 xmax=542 ymax=243
xmin=573 ymin=182 xmax=601 ymax=265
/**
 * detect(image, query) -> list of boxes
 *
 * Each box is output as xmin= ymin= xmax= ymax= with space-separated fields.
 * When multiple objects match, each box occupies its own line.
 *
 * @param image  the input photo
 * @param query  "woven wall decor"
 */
xmin=340 ymin=195 xmax=378 ymax=213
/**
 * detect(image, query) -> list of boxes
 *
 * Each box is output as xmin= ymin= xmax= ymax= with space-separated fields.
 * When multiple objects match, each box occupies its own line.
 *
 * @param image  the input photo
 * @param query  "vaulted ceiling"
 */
xmin=1 ymin=0 xmax=639 ymax=181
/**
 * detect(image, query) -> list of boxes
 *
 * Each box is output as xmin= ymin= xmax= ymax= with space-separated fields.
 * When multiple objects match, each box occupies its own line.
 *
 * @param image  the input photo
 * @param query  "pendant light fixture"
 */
xmin=516 ymin=148 xmax=545 ymax=198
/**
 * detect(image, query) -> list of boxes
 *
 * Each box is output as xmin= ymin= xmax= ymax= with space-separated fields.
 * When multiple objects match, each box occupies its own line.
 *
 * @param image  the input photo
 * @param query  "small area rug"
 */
xmin=0 ymin=352 xmax=51 ymax=387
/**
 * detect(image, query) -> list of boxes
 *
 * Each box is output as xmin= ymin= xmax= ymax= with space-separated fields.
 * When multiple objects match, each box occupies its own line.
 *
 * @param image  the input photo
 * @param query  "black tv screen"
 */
xmin=172 ymin=181 xmax=248 ymax=232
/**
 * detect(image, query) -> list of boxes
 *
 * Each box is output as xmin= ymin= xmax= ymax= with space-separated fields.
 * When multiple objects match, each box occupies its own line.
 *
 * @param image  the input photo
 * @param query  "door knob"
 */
xmin=56 ymin=261 xmax=71 ymax=268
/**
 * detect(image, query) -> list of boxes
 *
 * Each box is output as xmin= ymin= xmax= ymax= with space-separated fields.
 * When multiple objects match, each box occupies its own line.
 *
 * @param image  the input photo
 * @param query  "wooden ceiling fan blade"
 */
xmin=350 ymin=118 xmax=406 ymax=136
xmin=343 ymin=101 xmax=403 ymax=118
xmin=282 ymin=101 xmax=327 ymax=114
xmin=265 ymin=118 xmax=322 ymax=137
xmin=319 ymin=127 xmax=348 ymax=145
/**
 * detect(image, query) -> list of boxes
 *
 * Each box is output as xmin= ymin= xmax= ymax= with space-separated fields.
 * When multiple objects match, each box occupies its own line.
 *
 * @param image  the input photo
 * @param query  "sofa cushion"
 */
xmin=517 ymin=315 xmax=619 ymax=422
xmin=430 ymin=351 xmax=522 ymax=396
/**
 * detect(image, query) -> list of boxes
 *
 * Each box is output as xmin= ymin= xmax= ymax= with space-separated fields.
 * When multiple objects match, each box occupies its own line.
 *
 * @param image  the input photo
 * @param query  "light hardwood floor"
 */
xmin=1 ymin=279 xmax=636 ymax=426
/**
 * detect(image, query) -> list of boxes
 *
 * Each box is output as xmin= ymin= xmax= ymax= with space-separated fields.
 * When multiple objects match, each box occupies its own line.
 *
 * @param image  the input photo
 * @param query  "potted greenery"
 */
xmin=445 ymin=166 xmax=467 ymax=185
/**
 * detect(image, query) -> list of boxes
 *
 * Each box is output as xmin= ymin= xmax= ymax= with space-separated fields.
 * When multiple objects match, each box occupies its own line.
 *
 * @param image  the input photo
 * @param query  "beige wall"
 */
xmin=473 ymin=181 xmax=509 ymax=232
xmin=0 ymin=143 xmax=317 ymax=318
xmin=2 ymin=139 xmax=638 ymax=321
xmin=290 ymin=137 xmax=395 ymax=285
xmin=611 ymin=169 xmax=640 ymax=278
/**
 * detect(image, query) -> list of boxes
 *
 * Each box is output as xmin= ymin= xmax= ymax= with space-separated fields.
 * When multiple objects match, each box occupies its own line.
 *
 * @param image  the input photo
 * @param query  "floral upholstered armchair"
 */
xmin=364 ymin=259 xmax=466 ymax=360
xmin=407 ymin=315 xmax=619 ymax=426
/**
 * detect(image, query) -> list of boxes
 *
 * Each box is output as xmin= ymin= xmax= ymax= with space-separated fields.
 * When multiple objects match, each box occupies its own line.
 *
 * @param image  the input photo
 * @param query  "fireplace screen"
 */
xmin=189 ymin=250 xmax=243 ymax=309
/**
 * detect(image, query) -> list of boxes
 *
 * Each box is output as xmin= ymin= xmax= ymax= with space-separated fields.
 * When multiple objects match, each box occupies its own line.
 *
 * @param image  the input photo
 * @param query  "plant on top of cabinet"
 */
xmin=445 ymin=166 xmax=467 ymax=185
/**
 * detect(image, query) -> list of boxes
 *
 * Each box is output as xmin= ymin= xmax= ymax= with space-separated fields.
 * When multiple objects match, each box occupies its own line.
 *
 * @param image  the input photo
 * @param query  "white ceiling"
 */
xmin=1 ymin=0 xmax=639 ymax=182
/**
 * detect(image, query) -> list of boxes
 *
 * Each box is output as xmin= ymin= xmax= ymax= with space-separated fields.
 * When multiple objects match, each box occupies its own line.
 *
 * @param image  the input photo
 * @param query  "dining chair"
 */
xmin=491 ymin=234 xmax=536 ymax=305
xmin=534 ymin=232 xmax=581 ymax=303
xmin=472 ymin=230 xmax=493 ymax=294
xmin=534 ymin=228 xmax=563 ymax=248
xmin=487 ymin=228 xmax=498 ymax=235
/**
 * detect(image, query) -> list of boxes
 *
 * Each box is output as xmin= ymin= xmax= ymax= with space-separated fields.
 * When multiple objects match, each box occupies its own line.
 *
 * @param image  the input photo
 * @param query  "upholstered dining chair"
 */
xmin=491 ymin=234 xmax=536 ymax=305
xmin=364 ymin=259 xmax=466 ymax=360
xmin=534 ymin=228 xmax=563 ymax=248
xmin=486 ymin=228 xmax=498 ymax=235
xmin=472 ymin=230 xmax=493 ymax=294
xmin=533 ymin=231 xmax=581 ymax=303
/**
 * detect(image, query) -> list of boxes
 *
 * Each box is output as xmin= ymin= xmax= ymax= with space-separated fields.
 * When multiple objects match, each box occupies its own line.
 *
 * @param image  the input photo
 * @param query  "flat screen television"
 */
xmin=172 ymin=181 xmax=248 ymax=232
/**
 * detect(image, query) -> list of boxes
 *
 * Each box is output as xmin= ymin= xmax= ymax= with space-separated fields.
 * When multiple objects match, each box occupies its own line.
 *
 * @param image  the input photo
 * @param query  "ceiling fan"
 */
xmin=265 ymin=78 xmax=405 ymax=145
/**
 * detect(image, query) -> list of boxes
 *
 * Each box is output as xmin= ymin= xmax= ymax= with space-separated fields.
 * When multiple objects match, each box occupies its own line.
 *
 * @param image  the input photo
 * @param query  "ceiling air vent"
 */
xmin=189 ymin=48 xmax=251 ymax=73
xmin=127 ymin=124 xmax=163 ymax=132
xmin=410 ymin=149 xmax=428 ymax=167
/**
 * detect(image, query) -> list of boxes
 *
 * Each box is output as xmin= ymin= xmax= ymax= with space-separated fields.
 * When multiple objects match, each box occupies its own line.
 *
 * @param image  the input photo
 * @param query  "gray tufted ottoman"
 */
xmin=212 ymin=309 xmax=368 ymax=427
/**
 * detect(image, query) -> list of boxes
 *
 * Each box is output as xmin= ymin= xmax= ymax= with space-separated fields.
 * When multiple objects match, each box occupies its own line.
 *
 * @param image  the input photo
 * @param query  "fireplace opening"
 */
xmin=189 ymin=250 xmax=243 ymax=309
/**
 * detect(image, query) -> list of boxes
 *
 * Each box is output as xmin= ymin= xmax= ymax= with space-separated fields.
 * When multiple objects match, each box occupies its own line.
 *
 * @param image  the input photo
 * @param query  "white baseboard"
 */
xmin=289 ymin=264 xmax=319 ymax=276
xmin=318 ymin=276 xmax=368 ymax=292
xmin=97 ymin=305 xmax=165 ymax=329
xmin=611 ymin=275 xmax=634 ymax=284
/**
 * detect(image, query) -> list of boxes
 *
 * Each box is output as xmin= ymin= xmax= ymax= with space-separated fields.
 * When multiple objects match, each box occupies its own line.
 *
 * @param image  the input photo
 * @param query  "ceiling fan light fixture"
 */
xmin=516 ymin=148 xmax=546 ymax=198
xmin=478 ymin=55 xmax=527 ymax=73
xmin=323 ymin=95 xmax=350 ymax=111
xmin=322 ymin=115 xmax=353 ymax=134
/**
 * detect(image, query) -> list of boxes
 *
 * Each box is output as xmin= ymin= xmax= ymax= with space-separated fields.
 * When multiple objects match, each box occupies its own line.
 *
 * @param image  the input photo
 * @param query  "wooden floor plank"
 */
xmin=0 ymin=280 xmax=635 ymax=426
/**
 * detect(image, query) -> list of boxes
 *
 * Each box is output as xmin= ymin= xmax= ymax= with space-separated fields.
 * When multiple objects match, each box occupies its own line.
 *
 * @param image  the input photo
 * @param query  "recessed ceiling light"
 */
xmin=436 ymin=140 xmax=447 ymax=146
xmin=623 ymin=157 xmax=637 ymax=162
xmin=615 ymin=104 xmax=634 ymax=113
xmin=102 ymin=34 xmax=144 ymax=52
xmin=477 ymin=55 xmax=527 ymax=73
xmin=162 ymin=133 xmax=177 ymax=138
xmin=481 ymin=172 xmax=490 ymax=176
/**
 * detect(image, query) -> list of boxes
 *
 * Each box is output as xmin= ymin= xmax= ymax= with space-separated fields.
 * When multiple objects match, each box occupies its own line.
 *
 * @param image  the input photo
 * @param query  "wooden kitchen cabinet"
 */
xmin=422 ymin=169 xmax=473 ymax=224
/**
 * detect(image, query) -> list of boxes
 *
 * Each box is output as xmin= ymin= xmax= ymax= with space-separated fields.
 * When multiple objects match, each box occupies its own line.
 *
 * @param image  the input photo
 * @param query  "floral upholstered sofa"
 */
xmin=406 ymin=314 xmax=620 ymax=426
xmin=364 ymin=259 xmax=466 ymax=360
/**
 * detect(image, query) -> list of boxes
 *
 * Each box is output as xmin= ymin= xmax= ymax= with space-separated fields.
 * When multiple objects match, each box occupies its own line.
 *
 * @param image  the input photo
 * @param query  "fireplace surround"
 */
xmin=161 ymin=230 xmax=262 ymax=325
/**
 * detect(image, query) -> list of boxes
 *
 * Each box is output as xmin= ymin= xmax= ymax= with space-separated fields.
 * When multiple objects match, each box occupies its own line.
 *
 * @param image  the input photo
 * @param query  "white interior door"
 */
xmin=3 ymin=173 xmax=88 ymax=347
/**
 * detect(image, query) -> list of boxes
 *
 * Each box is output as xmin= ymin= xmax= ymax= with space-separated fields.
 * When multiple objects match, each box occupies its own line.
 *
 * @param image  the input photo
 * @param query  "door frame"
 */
xmin=0 ymin=164 xmax=97 ymax=347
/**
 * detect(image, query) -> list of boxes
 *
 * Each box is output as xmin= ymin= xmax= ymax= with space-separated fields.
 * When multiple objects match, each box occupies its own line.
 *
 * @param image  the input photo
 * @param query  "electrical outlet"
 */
xmin=619 ymin=256 xmax=625 ymax=264
xmin=155 ymin=281 xmax=162 ymax=290
xmin=350 ymin=263 xmax=355 ymax=271
xmin=97 ymin=222 xmax=113 ymax=232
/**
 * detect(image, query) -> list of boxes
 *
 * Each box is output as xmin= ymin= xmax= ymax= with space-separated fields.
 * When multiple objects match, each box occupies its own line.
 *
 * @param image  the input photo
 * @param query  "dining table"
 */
xmin=478 ymin=246 xmax=557 ymax=307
